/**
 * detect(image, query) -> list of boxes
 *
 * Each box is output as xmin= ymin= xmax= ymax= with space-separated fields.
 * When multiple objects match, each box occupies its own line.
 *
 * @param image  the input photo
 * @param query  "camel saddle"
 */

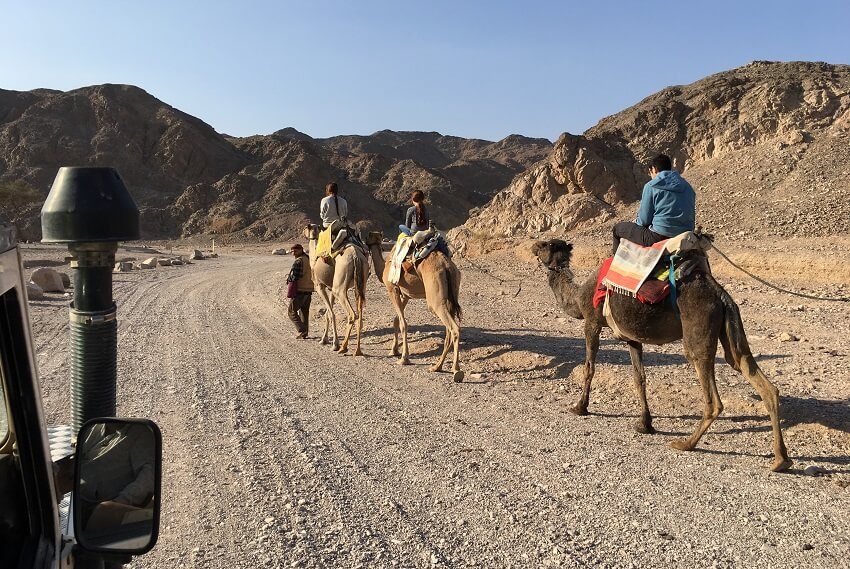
xmin=388 ymin=230 xmax=451 ymax=284
xmin=594 ymin=231 xmax=712 ymax=308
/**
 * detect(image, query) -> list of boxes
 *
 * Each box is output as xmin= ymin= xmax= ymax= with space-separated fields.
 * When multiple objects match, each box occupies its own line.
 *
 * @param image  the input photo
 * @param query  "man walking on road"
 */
xmin=287 ymin=244 xmax=314 ymax=339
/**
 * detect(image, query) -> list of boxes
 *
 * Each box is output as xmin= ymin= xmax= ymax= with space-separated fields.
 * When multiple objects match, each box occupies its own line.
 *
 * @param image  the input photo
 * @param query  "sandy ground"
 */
xmin=23 ymin=237 xmax=850 ymax=568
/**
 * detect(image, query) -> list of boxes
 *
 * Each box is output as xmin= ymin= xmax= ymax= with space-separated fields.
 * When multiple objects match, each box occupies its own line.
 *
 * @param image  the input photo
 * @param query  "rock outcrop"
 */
xmin=452 ymin=61 xmax=850 ymax=247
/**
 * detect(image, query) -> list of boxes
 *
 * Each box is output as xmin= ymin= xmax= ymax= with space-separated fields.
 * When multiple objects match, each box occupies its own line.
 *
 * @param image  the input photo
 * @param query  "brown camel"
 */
xmin=531 ymin=239 xmax=791 ymax=472
xmin=304 ymin=224 xmax=370 ymax=355
xmin=364 ymin=231 xmax=464 ymax=382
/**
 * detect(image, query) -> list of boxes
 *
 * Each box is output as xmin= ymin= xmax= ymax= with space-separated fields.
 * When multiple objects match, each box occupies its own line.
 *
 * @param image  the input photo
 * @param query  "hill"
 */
xmin=451 ymin=61 xmax=850 ymax=249
xmin=0 ymin=85 xmax=551 ymax=240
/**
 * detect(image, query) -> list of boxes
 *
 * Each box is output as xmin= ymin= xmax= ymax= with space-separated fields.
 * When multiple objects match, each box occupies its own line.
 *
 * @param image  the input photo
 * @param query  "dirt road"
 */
xmin=28 ymin=244 xmax=849 ymax=568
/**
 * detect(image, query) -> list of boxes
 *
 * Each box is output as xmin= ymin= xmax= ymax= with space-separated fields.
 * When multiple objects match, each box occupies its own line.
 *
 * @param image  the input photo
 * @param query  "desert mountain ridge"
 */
xmin=451 ymin=60 xmax=850 ymax=250
xmin=3 ymin=60 xmax=850 ymax=247
xmin=0 ymin=84 xmax=551 ymax=241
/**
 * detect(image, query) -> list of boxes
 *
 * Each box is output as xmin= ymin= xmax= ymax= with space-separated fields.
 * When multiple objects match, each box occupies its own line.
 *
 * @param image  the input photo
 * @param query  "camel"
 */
xmin=363 ymin=231 xmax=464 ymax=382
xmin=304 ymin=224 xmax=370 ymax=355
xmin=531 ymin=239 xmax=791 ymax=472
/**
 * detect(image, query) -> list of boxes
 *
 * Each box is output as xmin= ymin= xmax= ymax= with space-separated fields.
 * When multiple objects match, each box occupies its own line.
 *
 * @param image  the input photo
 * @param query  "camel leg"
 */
xmin=626 ymin=340 xmax=655 ymax=434
xmin=388 ymin=294 xmax=408 ymax=358
xmin=719 ymin=318 xmax=792 ymax=471
xmin=328 ymin=291 xmax=339 ymax=350
xmin=387 ymin=288 xmax=410 ymax=364
xmin=449 ymin=321 xmax=462 ymax=382
xmin=429 ymin=303 xmax=463 ymax=382
xmin=353 ymin=292 xmax=364 ymax=357
xmin=336 ymin=287 xmax=356 ymax=354
xmin=572 ymin=320 xmax=602 ymax=416
xmin=315 ymin=285 xmax=333 ymax=345
xmin=390 ymin=314 xmax=401 ymax=356
xmin=430 ymin=325 xmax=451 ymax=373
xmin=670 ymin=354 xmax=723 ymax=452
xmin=739 ymin=357 xmax=791 ymax=471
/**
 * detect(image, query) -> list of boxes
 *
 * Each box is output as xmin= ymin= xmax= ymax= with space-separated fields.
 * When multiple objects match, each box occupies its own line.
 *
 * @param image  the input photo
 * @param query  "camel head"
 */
xmin=303 ymin=223 xmax=319 ymax=240
xmin=363 ymin=230 xmax=384 ymax=247
xmin=531 ymin=240 xmax=573 ymax=272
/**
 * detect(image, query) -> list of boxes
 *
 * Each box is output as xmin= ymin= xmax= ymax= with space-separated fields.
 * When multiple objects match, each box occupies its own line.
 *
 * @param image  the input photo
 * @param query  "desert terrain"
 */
xmin=23 ymin=232 xmax=850 ymax=568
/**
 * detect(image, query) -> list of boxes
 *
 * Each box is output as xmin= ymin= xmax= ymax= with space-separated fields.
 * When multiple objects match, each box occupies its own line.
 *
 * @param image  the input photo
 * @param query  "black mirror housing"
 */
xmin=72 ymin=418 xmax=162 ymax=556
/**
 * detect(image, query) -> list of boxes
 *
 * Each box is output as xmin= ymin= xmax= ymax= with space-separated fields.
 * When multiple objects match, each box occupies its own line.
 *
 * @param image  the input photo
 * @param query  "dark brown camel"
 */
xmin=531 ymin=239 xmax=791 ymax=472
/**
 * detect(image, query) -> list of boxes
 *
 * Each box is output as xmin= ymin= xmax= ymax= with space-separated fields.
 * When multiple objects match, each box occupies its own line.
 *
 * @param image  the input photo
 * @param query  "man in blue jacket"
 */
xmin=612 ymin=154 xmax=695 ymax=254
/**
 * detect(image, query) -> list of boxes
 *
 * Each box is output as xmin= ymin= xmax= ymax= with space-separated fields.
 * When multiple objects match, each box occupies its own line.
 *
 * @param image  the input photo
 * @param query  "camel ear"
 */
xmin=530 ymin=241 xmax=545 ymax=256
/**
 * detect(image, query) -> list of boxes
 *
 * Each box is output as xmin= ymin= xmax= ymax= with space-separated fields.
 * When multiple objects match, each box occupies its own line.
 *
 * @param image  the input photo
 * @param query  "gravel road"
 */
xmin=27 ymin=243 xmax=849 ymax=568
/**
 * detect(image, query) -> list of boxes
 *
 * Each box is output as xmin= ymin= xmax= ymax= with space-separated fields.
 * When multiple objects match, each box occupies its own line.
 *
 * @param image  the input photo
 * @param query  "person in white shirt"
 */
xmin=319 ymin=182 xmax=348 ymax=229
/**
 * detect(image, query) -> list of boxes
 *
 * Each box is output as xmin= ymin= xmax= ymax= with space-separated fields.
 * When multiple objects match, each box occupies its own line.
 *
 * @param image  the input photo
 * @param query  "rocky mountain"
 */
xmin=0 ymin=86 xmax=551 ymax=241
xmin=452 ymin=61 xmax=850 ymax=249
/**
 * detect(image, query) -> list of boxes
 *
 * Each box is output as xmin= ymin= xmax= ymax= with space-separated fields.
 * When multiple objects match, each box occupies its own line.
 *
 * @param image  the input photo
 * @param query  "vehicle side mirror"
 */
xmin=72 ymin=418 xmax=162 ymax=555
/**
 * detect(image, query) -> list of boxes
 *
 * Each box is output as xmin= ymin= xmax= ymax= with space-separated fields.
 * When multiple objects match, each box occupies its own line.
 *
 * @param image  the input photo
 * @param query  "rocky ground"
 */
xmin=23 ymin=234 xmax=850 ymax=568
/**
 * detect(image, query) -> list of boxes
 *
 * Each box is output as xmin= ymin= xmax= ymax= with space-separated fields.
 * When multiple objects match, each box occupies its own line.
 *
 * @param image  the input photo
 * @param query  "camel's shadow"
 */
xmin=595 ymin=395 xmax=850 ymax=473
xmin=360 ymin=324 xmax=789 ymax=379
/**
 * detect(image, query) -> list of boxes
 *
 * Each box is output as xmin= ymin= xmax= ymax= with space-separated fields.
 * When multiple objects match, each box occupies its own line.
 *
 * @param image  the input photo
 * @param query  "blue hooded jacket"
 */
xmin=636 ymin=170 xmax=696 ymax=237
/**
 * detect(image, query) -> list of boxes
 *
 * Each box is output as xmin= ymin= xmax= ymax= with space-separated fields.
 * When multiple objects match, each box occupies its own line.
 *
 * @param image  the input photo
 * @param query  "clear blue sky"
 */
xmin=3 ymin=1 xmax=848 ymax=141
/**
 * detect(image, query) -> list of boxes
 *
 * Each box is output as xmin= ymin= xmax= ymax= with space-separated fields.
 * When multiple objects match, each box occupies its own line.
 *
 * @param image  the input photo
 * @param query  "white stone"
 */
xmin=30 ymin=267 xmax=65 ymax=292
xmin=140 ymin=257 xmax=158 ymax=269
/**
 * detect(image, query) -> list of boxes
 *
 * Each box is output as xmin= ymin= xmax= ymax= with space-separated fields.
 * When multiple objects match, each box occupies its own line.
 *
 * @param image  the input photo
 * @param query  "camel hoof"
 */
xmin=771 ymin=458 xmax=793 ymax=473
xmin=354 ymin=350 xmax=363 ymax=357
xmin=569 ymin=405 xmax=588 ymax=416
xmin=398 ymin=358 xmax=411 ymax=366
xmin=634 ymin=422 xmax=656 ymax=435
xmin=429 ymin=365 xmax=443 ymax=373
xmin=452 ymin=370 xmax=464 ymax=383
xmin=669 ymin=439 xmax=694 ymax=451
xmin=337 ymin=347 xmax=348 ymax=354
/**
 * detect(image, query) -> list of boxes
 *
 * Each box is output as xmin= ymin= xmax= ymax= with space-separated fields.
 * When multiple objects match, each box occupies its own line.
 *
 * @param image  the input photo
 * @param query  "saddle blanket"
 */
xmin=602 ymin=239 xmax=669 ymax=296
xmin=315 ymin=226 xmax=333 ymax=257
xmin=388 ymin=234 xmax=415 ymax=285
xmin=593 ymin=256 xmax=670 ymax=308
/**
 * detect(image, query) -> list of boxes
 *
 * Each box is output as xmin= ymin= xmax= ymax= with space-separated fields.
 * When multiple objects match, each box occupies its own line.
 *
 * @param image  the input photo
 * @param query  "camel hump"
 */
xmin=664 ymin=231 xmax=712 ymax=255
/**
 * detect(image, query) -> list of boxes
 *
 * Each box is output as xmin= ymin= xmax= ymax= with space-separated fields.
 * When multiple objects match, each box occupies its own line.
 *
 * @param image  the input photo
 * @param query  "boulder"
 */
xmin=113 ymin=262 xmax=133 ymax=273
xmin=140 ymin=257 xmax=158 ymax=269
xmin=272 ymin=248 xmax=287 ymax=255
xmin=59 ymin=272 xmax=71 ymax=288
xmin=170 ymin=259 xmax=184 ymax=266
xmin=190 ymin=249 xmax=205 ymax=260
xmin=156 ymin=258 xmax=171 ymax=266
xmin=30 ymin=267 xmax=65 ymax=292
xmin=26 ymin=281 xmax=44 ymax=301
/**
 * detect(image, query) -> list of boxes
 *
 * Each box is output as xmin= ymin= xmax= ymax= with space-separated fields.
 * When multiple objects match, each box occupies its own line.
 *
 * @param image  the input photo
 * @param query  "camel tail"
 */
xmin=445 ymin=266 xmax=462 ymax=322
xmin=354 ymin=253 xmax=366 ymax=302
xmin=710 ymin=276 xmax=754 ymax=373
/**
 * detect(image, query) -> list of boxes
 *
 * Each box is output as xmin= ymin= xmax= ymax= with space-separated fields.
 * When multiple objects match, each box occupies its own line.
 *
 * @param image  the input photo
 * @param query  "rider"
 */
xmin=400 ymin=190 xmax=430 ymax=235
xmin=612 ymin=154 xmax=695 ymax=254
xmin=319 ymin=182 xmax=350 ymax=250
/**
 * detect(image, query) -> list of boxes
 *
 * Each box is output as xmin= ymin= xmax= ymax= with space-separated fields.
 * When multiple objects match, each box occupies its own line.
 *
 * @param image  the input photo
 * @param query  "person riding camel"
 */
xmin=612 ymin=154 xmax=696 ymax=254
xmin=400 ymin=190 xmax=430 ymax=236
xmin=319 ymin=182 xmax=350 ymax=251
